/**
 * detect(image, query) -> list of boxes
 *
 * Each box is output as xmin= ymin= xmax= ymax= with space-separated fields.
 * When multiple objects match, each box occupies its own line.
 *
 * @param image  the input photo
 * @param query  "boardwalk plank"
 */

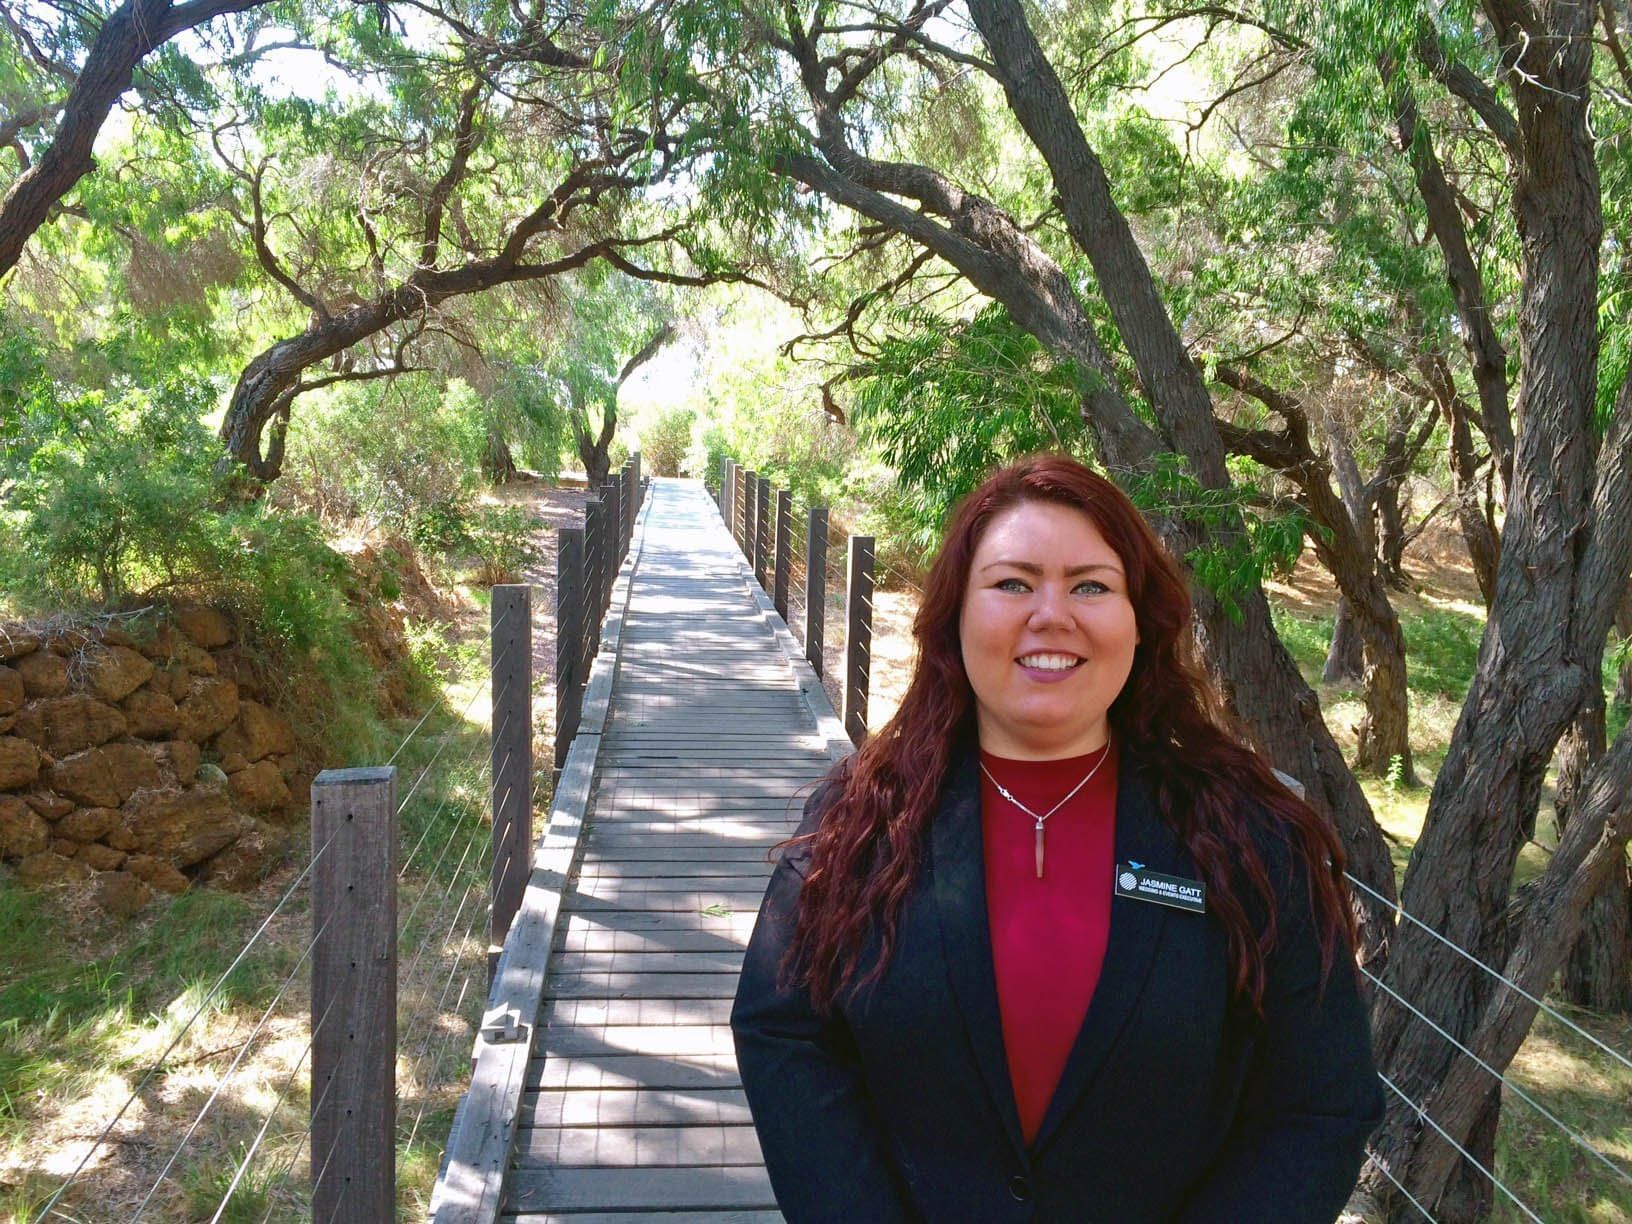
xmin=505 ymin=1167 xmax=777 ymax=1212
xmin=519 ymin=1086 xmax=749 ymax=1128
xmin=511 ymin=1124 xmax=763 ymax=1167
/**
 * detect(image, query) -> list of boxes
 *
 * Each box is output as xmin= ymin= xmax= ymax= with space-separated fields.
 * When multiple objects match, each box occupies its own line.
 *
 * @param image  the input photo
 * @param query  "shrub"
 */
xmin=637 ymin=405 xmax=695 ymax=477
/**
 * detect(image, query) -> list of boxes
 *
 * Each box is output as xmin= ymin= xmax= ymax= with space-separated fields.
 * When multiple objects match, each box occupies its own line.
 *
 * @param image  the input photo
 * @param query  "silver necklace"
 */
xmin=979 ymin=735 xmax=1112 ymax=879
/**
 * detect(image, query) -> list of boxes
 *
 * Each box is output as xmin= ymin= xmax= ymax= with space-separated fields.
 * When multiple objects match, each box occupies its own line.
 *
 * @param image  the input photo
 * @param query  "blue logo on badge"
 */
xmin=1129 ymin=861 xmax=1144 ymax=870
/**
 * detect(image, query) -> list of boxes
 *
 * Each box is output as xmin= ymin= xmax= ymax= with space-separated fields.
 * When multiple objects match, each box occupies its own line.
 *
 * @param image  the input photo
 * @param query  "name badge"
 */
xmin=1115 ymin=862 xmax=1206 ymax=914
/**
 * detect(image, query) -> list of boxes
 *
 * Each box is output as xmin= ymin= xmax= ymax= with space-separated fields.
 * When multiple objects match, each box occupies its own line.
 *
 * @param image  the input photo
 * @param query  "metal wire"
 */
xmin=395 ymin=671 xmax=512 ymax=818
xmin=1375 ymin=1072 xmax=1542 ymax=1223
xmin=132 ymin=911 xmax=338 ymax=1219
xmin=207 ymin=993 xmax=340 ymax=1224
xmin=385 ymin=603 xmax=510 ymax=767
xmin=1364 ymin=1151 xmax=1438 ymax=1223
xmin=1361 ymin=965 xmax=1632 ymax=1189
xmin=37 ymin=825 xmax=343 ymax=1217
xmin=1345 ymin=872 xmax=1632 ymax=1075
xmin=398 ymin=731 xmax=492 ymax=882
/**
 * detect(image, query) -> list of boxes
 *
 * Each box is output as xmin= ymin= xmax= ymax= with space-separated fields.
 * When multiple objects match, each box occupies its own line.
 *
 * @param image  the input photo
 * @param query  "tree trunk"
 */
xmin=1324 ymin=597 xmax=1366 ymax=685
xmin=1422 ymin=355 xmax=1500 ymax=606
xmin=1556 ymin=681 xmax=1632 ymax=1011
xmin=1361 ymin=1 xmax=1624 ymax=1211
xmin=1375 ymin=480 xmax=1410 ymax=591
xmin=484 ymin=427 xmax=520 ymax=483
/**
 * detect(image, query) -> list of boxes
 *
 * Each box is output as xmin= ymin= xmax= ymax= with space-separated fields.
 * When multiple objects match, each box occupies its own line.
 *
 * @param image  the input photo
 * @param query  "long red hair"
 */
xmin=786 ymin=454 xmax=1356 ymax=1014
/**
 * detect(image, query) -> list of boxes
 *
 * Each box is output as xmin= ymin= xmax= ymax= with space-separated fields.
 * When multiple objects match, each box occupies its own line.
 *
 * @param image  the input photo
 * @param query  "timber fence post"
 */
xmin=626 ymin=454 xmax=639 ymax=544
xmin=742 ymin=471 xmax=757 ymax=560
xmin=603 ymin=481 xmax=623 ymax=577
xmin=310 ymin=766 xmax=397 ymax=1223
xmin=584 ymin=496 xmax=605 ymax=660
xmin=844 ymin=534 xmax=875 ymax=744
xmin=754 ymin=476 xmax=771 ymax=590
xmin=721 ymin=458 xmax=733 ymax=520
xmin=736 ymin=466 xmax=749 ymax=550
xmin=806 ymin=506 xmax=828 ymax=678
xmin=490 ymin=584 xmax=532 ymax=972
xmin=555 ymin=528 xmax=584 ymax=775
xmin=773 ymin=489 xmax=791 ymax=622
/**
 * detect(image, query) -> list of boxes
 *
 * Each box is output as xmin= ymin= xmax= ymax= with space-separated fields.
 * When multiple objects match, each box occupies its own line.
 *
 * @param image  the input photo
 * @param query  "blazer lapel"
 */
xmin=930 ymin=754 xmax=1028 ymax=1160
xmin=1031 ymin=761 xmax=1184 ymax=1157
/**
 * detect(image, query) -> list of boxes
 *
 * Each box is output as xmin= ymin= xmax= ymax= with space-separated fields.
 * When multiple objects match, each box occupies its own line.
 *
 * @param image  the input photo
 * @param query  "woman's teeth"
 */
xmin=1017 ymin=654 xmax=1081 ymax=671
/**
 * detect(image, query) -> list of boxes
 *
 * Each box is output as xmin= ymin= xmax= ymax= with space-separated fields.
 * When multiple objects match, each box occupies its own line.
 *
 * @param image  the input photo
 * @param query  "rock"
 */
xmin=50 ymin=836 xmax=77 ymax=856
xmin=177 ymin=678 xmax=239 ymax=742
xmin=196 ymin=762 xmax=229 ymax=787
xmin=122 ymin=787 xmax=242 ymax=867
xmin=75 ymin=843 xmax=126 ymax=871
xmin=275 ymin=753 xmax=299 ymax=781
xmin=16 ymin=650 xmax=68 ymax=697
xmin=106 ymin=822 xmax=139 ymax=851
xmin=0 ymin=665 xmax=22 ymax=715
xmin=175 ymin=606 xmax=234 ymax=649
xmin=10 ymin=695 xmax=127 ymax=756
xmin=228 ymin=760 xmax=291 ymax=811
xmin=47 ymin=743 xmax=161 ymax=808
xmin=164 ymin=740 xmax=201 ymax=786
xmin=0 ymin=795 xmax=50 ymax=857
xmin=199 ymin=821 xmax=278 ymax=890
xmin=0 ymin=736 xmax=41 ymax=789
xmin=24 ymin=791 xmax=73 ymax=819
xmin=55 ymin=806 xmax=120 ymax=843
xmin=125 ymin=853 xmax=190 ymax=894
xmin=94 ymin=870 xmax=151 ymax=917
xmin=286 ymin=771 xmax=314 ymax=809
xmin=121 ymin=689 xmax=181 ymax=739
xmin=100 ymin=628 xmax=138 ymax=648
xmin=148 ymin=662 xmax=187 ymax=700
xmin=16 ymin=851 xmax=92 ymax=885
xmin=236 ymin=701 xmax=296 ymax=761
xmin=219 ymin=752 xmax=248 ymax=774
xmin=84 ymin=645 xmax=154 ymax=703
xmin=0 ymin=632 xmax=40 ymax=663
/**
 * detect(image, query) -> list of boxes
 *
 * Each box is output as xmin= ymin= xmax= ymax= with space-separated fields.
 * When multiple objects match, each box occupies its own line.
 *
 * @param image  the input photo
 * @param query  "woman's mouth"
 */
xmin=1016 ymin=653 xmax=1084 ymax=678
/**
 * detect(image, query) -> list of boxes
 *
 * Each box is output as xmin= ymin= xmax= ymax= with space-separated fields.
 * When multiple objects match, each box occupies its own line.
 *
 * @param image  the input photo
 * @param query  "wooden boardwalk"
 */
xmin=498 ymin=478 xmax=845 ymax=1222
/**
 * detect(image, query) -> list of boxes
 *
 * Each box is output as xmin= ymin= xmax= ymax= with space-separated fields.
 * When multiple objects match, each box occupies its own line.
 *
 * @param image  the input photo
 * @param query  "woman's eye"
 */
xmin=996 ymin=578 xmax=1029 ymax=592
xmin=1074 ymin=580 xmax=1108 ymax=595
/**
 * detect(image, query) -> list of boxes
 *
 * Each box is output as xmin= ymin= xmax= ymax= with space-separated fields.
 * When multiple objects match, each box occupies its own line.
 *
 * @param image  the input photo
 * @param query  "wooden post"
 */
xmin=736 ymin=466 xmax=749 ymax=550
xmin=555 ymin=528 xmax=583 ymax=772
xmin=627 ymin=454 xmax=640 ymax=538
xmin=742 ymin=471 xmax=757 ymax=559
xmin=806 ymin=507 xmax=828 ymax=677
xmin=583 ymin=497 xmax=604 ymax=660
xmin=603 ymin=481 xmax=623 ymax=573
xmin=311 ymin=766 xmax=397 ymax=1223
xmin=754 ymin=476 xmax=771 ymax=589
xmin=773 ymin=489 xmax=791 ymax=621
xmin=721 ymin=458 xmax=733 ymax=521
xmin=490 ymin=584 xmax=532 ymax=968
xmin=844 ymin=535 xmax=875 ymax=744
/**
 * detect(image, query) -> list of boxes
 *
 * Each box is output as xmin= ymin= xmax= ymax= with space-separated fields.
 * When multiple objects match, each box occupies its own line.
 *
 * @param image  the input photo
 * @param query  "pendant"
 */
xmin=1035 ymin=817 xmax=1046 ymax=879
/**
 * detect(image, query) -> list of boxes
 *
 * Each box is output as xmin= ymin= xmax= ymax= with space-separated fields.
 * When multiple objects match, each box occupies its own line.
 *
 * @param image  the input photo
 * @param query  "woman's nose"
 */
xmin=1027 ymin=585 xmax=1072 ymax=629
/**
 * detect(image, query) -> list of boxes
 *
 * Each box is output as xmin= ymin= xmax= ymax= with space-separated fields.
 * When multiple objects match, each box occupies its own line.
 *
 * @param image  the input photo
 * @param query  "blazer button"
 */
xmin=1008 ymin=1174 xmax=1031 ymax=1202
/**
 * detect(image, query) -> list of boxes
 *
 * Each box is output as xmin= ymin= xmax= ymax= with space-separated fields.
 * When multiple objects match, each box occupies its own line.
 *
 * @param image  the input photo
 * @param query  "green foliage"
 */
xmin=1123 ymin=454 xmax=1309 ymax=618
xmin=281 ymin=375 xmax=488 ymax=532
xmin=849 ymin=303 xmax=1089 ymax=558
xmin=636 ymin=405 xmax=696 ymax=477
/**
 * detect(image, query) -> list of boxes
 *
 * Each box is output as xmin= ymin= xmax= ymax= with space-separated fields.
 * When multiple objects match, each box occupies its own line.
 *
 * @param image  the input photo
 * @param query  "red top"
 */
xmin=979 ymin=743 xmax=1119 ymax=1144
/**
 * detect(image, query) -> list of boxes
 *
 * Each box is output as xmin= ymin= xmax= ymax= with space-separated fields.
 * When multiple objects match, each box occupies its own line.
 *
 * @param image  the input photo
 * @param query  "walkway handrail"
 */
xmin=429 ymin=473 xmax=653 ymax=1224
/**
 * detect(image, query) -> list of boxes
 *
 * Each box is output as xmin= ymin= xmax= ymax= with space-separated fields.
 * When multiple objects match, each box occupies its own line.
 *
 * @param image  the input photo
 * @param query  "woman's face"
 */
xmin=959 ymin=500 xmax=1139 ymax=759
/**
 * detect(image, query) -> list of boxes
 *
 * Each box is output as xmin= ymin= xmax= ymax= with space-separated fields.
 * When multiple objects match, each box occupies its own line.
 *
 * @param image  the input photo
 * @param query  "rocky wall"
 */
xmin=0 ymin=607 xmax=311 ymax=917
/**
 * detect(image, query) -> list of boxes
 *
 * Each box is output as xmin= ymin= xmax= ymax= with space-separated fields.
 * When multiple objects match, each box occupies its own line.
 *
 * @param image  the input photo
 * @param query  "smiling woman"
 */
xmin=732 ymin=453 xmax=1383 ymax=1222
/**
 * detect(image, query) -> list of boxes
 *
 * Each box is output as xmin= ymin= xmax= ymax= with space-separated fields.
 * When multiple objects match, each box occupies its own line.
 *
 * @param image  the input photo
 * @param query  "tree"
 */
xmin=208 ymin=0 xmax=743 ymax=484
xmin=731 ymin=2 xmax=1632 ymax=1215
xmin=0 ymin=0 xmax=271 ymax=277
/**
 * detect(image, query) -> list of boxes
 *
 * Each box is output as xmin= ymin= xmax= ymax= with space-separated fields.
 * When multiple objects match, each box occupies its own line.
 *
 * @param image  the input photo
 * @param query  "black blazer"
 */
xmin=731 ymin=754 xmax=1384 ymax=1223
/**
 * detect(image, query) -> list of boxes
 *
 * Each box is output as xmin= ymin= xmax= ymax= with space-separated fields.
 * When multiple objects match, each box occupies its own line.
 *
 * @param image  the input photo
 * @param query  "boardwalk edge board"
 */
xmin=431 ymin=488 xmax=653 ymax=1224
xmin=717 ymin=506 xmax=852 ymax=767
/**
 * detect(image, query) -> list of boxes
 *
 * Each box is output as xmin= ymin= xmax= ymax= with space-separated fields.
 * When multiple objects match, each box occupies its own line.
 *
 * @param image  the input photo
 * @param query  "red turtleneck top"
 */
xmin=979 ymin=743 xmax=1119 ymax=1144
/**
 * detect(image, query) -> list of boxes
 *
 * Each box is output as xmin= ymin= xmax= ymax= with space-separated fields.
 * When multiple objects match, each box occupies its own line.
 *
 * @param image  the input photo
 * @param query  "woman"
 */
xmin=731 ymin=455 xmax=1382 ymax=1222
